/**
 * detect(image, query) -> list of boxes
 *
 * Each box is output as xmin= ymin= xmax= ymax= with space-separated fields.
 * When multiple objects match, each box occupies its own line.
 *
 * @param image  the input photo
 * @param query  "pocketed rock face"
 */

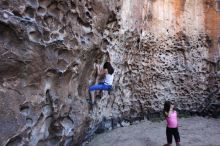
xmin=0 ymin=0 xmax=120 ymax=145
xmin=0 ymin=0 xmax=220 ymax=146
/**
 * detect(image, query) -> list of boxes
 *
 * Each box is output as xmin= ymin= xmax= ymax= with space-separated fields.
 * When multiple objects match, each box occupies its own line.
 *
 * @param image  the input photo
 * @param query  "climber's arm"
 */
xmin=96 ymin=64 xmax=107 ymax=75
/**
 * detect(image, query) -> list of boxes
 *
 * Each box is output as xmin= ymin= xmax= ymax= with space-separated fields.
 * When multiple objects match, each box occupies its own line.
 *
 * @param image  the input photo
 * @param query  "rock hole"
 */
xmin=80 ymin=36 xmax=86 ymax=44
xmin=58 ymin=49 xmax=68 ymax=56
xmin=37 ymin=7 xmax=46 ymax=16
xmin=42 ymin=104 xmax=52 ymax=117
xmin=205 ymin=35 xmax=212 ymax=47
xmin=46 ymin=68 xmax=62 ymax=76
xmin=179 ymin=78 xmax=184 ymax=83
xmin=59 ymin=27 xmax=65 ymax=33
xmin=81 ymin=40 xmax=85 ymax=45
xmin=12 ymin=10 xmax=22 ymax=17
xmin=61 ymin=117 xmax=74 ymax=133
xmin=107 ymin=12 xmax=117 ymax=24
xmin=26 ymin=117 xmax=33 ymax=127
xmin=86 ymin=32 xmax=93 ymax=38
xmin=38 ymin=0 xmax=51 ymax=8
xmin=54 ymin=99 xmax=59 ymax=105
xmin=116 ymin=6 xmax=121 ymax=12
xmin=42 ymin=30 xmax=50 ymax=41
xmin=43 ymin=15 xmax=54 ymax=27
xmin=77 ymin=17 xmax=90 ymax=27
xmin=24 ymin=6 xmax=35 ymax=18
xmin=46 ymin=89 xmax=53 ymax=103
xmin=50 ymin=33 xmax=59 ymax=40
xmin=20 ymin=105 xmax=30 ymax=116
xmin=88 ymin=7 xmax=93 ymax=11
xmin=71 ymin=1 xmax=76 ymax=9
xmin=28 ymin=31 xmax=41 ymax=42
xmin=47 ymin=2 xmax=59 ymax=17
xmin=85 ymin=11 xmax=92 ymax=18
xmin=68 ymin=94 xmax=72 ymax=99
xmin=137 ymin=38 xmax=140 ymax=44
xmin=102 ymin=38 xmax=109 ymax=46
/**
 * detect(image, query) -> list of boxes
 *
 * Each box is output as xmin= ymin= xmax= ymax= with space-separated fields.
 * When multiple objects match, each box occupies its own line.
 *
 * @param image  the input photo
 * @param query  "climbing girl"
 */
xmin=89 ymin=61 xmax=114 ymax=105
xmin=163 ymin=101 xmax=181 ymax=146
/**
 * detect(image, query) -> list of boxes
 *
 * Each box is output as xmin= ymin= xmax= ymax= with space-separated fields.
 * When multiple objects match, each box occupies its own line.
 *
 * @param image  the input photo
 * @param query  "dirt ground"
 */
xmin=83 ymin=117 xmax=220 ymax=146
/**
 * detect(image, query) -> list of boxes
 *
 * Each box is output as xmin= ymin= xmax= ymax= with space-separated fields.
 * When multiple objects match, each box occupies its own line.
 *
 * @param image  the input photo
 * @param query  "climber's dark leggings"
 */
xmin=166 ymin=127 xmax=180 ymax=144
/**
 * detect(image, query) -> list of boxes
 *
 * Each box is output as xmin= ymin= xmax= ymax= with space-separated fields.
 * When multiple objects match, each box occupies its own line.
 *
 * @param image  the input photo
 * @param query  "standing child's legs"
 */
xmin=166 ymin=127 xmax=173 ymax=146
xmin=173 ymin=128 xmax=180 ymax=146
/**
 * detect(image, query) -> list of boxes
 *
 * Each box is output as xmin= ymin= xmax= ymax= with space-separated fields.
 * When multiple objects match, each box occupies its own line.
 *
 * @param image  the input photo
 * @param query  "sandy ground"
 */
xmin=84 ymin=117 xmax=220 ymax=146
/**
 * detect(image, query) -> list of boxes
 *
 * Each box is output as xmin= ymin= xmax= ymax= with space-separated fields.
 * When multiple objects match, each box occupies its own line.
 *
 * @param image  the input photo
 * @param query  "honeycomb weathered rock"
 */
xmin=0 ymin=0 xmax=220 ymax=145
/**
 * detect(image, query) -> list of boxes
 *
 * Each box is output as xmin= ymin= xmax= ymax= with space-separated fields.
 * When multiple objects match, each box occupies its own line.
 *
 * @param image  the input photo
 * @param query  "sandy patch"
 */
xmin=84 ymin=117 xmax=220 ymax=146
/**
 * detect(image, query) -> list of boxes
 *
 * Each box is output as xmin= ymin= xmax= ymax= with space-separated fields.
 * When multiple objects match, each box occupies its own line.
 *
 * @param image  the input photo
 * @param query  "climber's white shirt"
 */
xmin=103 ymin=74 xmax=114 ymax=85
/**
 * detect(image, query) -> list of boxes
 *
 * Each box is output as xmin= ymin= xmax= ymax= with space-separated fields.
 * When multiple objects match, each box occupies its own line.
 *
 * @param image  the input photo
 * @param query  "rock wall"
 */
xmin=0 ymin=0 xmax=220 ymax=146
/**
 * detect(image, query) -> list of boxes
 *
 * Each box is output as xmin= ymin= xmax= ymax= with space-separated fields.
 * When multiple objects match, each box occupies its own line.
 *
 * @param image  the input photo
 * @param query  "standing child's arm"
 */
xmin=165 ymin=104 xmax=174 ymax=117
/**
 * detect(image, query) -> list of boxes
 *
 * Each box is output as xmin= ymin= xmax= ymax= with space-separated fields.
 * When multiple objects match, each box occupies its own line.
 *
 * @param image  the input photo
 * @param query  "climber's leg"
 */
xmin=89 ymin=83 xmax=107 ymax=103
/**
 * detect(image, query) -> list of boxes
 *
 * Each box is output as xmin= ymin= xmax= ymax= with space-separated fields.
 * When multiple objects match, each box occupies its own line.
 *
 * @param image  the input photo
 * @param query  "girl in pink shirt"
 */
xmin=163 ymin=101 xmax=181 ymax=146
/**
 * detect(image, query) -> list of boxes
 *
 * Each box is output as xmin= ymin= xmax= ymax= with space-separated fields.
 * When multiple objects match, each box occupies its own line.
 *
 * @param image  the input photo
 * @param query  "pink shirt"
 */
xmin=166 ymin=110 xmax=178 ymax=128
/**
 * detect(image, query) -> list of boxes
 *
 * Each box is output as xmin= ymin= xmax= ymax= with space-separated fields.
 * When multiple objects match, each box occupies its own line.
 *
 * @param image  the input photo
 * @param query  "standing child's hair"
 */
xmin=163 ymin=101 xmax=171 ymax=117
